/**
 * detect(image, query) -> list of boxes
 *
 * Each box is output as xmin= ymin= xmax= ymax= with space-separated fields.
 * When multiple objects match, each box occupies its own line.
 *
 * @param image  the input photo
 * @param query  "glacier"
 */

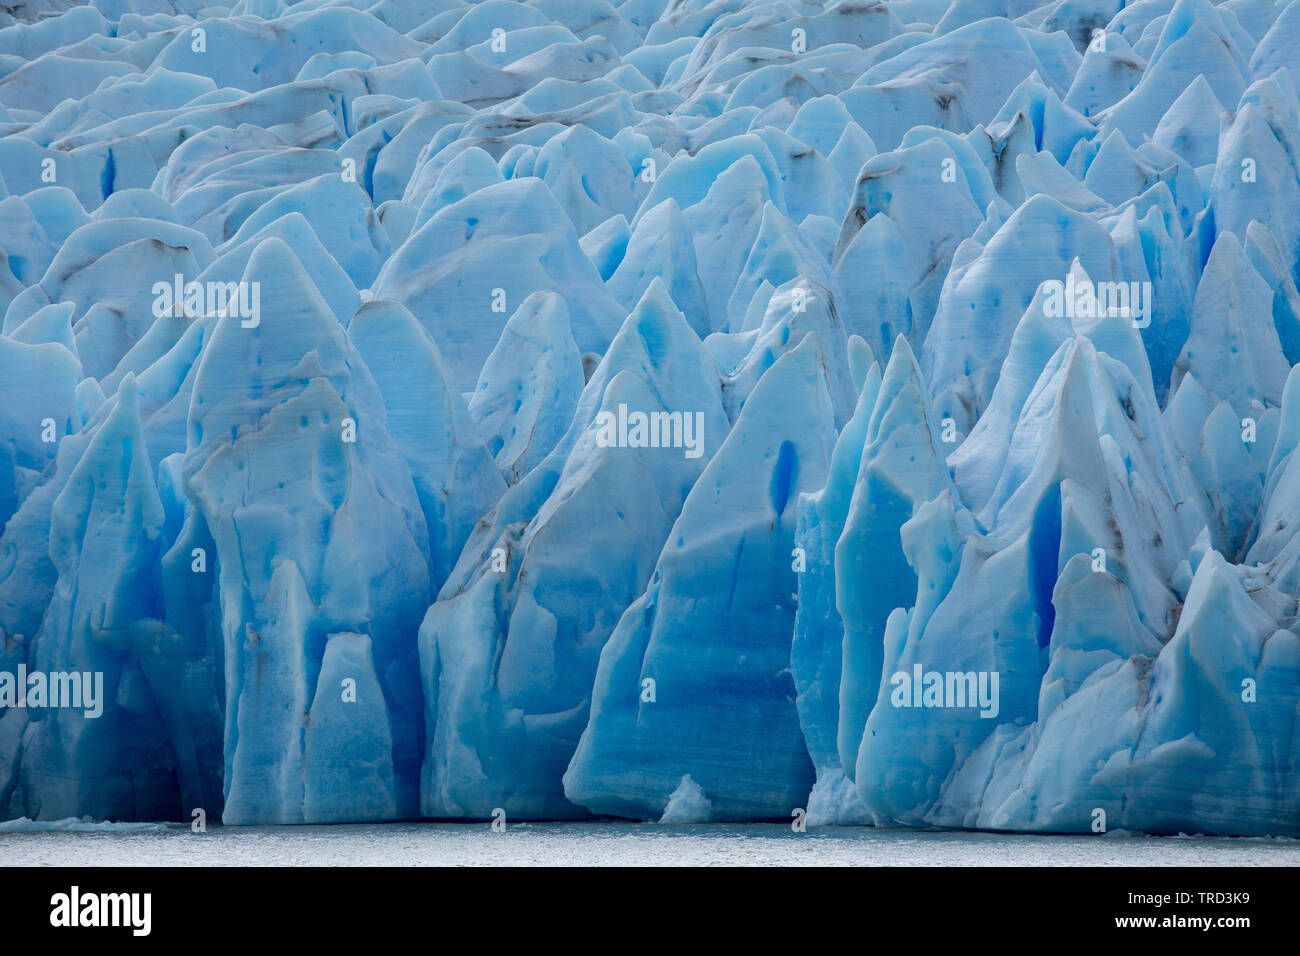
xmin=0 ymin=0 xmax=1299 ymax=838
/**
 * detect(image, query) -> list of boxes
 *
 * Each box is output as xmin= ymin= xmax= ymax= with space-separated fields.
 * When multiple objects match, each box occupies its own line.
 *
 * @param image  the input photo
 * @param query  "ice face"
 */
xmin=563 ymin=336 xmax=835 ymax=820
xmin=417 ymin=281 xmax=730 ymax=819
xmin=371 ymin=177 xmax=622 ymax=391
xmin=2 ymin=0 xmax=1300 ymax=837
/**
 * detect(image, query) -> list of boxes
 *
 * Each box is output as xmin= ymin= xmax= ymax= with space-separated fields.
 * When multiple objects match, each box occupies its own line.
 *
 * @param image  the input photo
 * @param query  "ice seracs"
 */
xmin=2 ymin=0 xmax=1300 ymax=836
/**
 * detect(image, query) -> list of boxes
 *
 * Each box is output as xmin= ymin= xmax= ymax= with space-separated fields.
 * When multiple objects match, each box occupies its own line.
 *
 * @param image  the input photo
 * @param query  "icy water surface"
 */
xmin=2 ymin=822 xmax=1298 ymax=866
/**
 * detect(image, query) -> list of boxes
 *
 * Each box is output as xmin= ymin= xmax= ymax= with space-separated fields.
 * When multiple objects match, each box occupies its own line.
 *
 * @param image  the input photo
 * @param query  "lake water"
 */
xmin=2 ymin=821 xmax=1298 ymax=866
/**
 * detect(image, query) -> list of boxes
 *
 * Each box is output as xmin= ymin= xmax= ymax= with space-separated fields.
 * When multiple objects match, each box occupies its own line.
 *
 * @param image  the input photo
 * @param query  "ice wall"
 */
xmin=0 ymin=0 xmax=1299 ymax=836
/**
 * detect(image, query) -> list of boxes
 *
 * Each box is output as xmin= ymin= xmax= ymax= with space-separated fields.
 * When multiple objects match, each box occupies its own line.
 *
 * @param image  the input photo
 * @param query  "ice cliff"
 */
xmin=2 ymin=0 xmax=1300 ymax=837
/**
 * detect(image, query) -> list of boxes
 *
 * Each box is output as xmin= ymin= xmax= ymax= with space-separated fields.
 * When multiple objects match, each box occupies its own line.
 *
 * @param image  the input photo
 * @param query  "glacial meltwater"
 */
xmin=2 ymin=822 xmax=1298 ymax=866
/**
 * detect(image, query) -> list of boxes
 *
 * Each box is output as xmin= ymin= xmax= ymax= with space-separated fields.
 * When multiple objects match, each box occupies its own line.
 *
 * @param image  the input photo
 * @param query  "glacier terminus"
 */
xmin=0 ymin=0 xmax=1298 ymax=839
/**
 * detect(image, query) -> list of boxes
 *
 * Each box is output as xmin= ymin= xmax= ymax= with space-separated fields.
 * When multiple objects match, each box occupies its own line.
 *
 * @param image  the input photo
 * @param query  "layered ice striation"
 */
xmin=1 ymin=0 xmax=1299 ymax=836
